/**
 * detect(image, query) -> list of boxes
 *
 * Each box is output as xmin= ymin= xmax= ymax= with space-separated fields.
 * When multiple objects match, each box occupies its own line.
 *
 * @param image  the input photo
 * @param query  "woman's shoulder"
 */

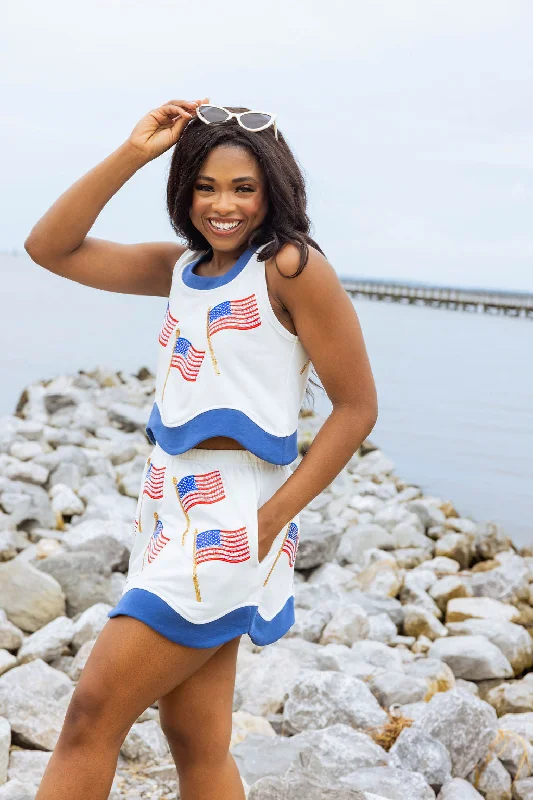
xmin=271 ymin=241 xmax=329 ymax=279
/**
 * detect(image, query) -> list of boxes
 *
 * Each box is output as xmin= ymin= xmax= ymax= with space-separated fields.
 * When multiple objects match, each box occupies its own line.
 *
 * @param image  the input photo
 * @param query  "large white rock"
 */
xmin=0 ymin=561 xmax=65 ymax=633
xmin=17 ymin=616 xmax=74 ymax=665
xmin=71 ymin=602 xmax=113 ymax=653
xmin=446 ymin=618 xmax=533 ymax=675
xmin=282 ymin=669 xmax=388 ymax=735
xmin=0 ymin=778 xmax=38 ymax=799
xmin=342 ymin=766 xmax=436 ymax=799
xmin=7 ymin=749 xmax=52 ymax=788
xmin=466 ymin=755 xmax=512 ymax=800
xmin=411 ymin=689 xmax=498 ymax=778
xmin=389 ymin=727 xmax=452 ymax=788
xmin=320 ymin=604 xmax=370 ymax=646
xmin=403 ymin=605 xmax=448 ymax=641
xmin=485 ymin=679 xmax=533 ymax=715
xmin=0 ymin=659 xmax=74 ymax=750
xmin=120 ymin=719 xmax=170 ymax=761
xmin=437 ymin=778 xmax=483 ymax=798
xmin=429 ymin=636 xmax=513 ymax=680
xmin=446 ymin=597 xmax=519 ymax=624
xmin=234 ymin=647 xmax=301 ymax=717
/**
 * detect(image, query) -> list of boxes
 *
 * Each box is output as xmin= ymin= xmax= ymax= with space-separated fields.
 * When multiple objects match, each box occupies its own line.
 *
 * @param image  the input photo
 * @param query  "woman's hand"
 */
xmin=126 ymin=97 xmax=209 ymax=163
xmin=257 ymin=506 xmax=283 ymax=563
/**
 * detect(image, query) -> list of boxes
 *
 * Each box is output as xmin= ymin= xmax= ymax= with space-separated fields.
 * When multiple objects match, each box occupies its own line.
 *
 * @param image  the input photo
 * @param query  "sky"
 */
xmin=3 ymin=0 xmax=533 ymax=291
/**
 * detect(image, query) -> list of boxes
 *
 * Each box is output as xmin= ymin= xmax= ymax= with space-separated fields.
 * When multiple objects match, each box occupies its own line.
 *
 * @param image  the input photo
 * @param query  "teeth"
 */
xmin=209 ymin=220 xmax=242 ymax=230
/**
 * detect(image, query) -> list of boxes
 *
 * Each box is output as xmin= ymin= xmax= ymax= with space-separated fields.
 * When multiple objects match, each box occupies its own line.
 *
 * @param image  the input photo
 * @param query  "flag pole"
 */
xmin=162 ymin=328 xmax=180 ymax=401
xmin=137 ymin=457 xmax=151 ymax=533
xmin=206 ymin=306 xmax=220 ymax=375
xmin=263 ymin=521 xmax=291 ymax=587
xmin=192 ymin=528 xmax=202 ymax=602
xmin=141 ymin=511 xmax=158 ymax=572
xmin=172 ymin=476 xmax=190 ymax=545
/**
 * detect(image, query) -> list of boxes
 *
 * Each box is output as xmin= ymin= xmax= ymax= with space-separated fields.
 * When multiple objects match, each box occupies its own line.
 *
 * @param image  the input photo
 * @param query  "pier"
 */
xmin=340 ymin=279 xmax=533 ymax=319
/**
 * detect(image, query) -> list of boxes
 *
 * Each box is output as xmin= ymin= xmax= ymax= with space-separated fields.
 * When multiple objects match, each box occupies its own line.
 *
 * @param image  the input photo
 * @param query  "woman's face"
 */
xmin=189 ymin=144 xmax=268 ymax=251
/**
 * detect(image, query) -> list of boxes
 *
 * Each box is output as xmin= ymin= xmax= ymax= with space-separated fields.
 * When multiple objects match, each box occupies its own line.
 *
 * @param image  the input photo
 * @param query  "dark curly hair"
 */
xmin=165 ymin=106 xmax=325 ymax=409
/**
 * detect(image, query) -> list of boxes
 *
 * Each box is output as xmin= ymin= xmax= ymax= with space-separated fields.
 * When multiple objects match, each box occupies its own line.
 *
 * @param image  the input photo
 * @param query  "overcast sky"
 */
xmin=3 ymin=0 xmax=533 ymax=291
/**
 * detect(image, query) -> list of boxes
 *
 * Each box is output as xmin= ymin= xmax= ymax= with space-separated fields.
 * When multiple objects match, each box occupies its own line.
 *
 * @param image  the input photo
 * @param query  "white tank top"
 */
xmin=145 ymin=243 xmax=311 ymax=465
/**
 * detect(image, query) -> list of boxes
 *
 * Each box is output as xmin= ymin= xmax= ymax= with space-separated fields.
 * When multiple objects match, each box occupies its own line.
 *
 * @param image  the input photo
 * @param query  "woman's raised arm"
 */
xmin=24 ymin=98 xmax=207 ymax=297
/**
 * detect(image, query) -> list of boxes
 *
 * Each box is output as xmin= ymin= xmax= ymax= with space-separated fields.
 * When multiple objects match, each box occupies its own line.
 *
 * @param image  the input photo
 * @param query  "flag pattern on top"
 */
xmin=281 ymin=521 xmax=300 ymax=567
xmin=207 ymin=294 xmax=261 ymax=337
xmin=169 ymin=335 xmax=205 ymax=381
xmin=142 ymin=512 xmax=170 ymax=569
xmin=195 ymin=526 xmax=250 ymax=565
xmin=158 ymin=302 xmax=179 ymax=347
xmin=176 ymin=471 xmax=225 ymax=513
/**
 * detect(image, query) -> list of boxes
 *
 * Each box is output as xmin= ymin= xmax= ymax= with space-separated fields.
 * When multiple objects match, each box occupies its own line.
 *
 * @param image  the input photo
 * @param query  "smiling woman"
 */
xmin=24 ymin=98 xmax=378 ymax=800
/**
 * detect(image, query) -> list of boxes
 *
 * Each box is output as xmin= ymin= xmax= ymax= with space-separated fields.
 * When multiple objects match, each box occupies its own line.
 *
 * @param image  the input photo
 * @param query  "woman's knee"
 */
xmin=60 ymin=681 xmax=126 ymax=748
xmin=161 ymin=714 xmax=232 ymax=767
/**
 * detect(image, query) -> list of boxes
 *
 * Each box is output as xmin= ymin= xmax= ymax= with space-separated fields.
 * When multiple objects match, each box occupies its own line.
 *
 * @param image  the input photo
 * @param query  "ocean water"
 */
xmin=2 ymin=253 xmax=532 ymax=545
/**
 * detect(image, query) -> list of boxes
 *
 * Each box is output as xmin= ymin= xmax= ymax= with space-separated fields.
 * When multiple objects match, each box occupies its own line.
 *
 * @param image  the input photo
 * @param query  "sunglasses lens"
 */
xmin=198 ymin=105 xmax=230 ymax=123
xmin=239 ymin=112 xmax=272 ymax=130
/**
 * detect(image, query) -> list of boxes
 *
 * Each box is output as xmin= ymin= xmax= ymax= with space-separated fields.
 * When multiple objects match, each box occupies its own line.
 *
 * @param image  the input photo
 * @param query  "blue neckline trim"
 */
xmin=145 ymin=401 xmax=298 ymax=465
xmin=107 ymin=588 xmax=295 ymax=648
xmin=181 ymin=246 xmax=257 ymax=290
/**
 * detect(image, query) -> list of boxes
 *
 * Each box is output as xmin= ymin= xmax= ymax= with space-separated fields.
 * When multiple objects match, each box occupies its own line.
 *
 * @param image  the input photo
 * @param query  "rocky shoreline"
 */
xmin=1 ymin=366 xmax=533 ymax=800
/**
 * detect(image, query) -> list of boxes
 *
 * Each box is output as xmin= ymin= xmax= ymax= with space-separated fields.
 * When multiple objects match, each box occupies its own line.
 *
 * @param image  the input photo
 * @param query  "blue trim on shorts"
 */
xmin=107 ymin=588 xmax=295 ymax=648
xmin=145 ymin=402 xmax=298 ymax=466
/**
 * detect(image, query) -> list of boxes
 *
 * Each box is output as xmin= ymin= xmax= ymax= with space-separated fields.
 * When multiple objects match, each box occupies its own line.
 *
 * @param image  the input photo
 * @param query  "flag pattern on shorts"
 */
xmin=143 ymin=514 xmax=170 ymax=568
xmin=158 ymin=302 xmax=179 ymax=346
xmin=281 ymin=521 xmax=299 ymax=567
xmin=143 ymin=463 xmax=166 ymax=499
xmin=207 ymin=294 xmax=261 ymax=337
xmin=170 ymin=336 xmax=205 ymax=381
xmin=195 ymin=526 xmax=250 ymax=565
xmin=176 ymin=471 xmax=225 ymax=513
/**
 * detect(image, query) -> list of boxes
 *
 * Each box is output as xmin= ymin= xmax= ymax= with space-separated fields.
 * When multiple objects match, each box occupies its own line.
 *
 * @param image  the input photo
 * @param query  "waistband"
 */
xmin=152 ymin=442 xmax=287 ymax=469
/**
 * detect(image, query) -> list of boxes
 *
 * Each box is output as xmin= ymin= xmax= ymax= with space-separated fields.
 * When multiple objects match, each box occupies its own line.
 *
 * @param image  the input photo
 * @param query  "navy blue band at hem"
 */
xmin=145 ymin=401 xmax=298 ymax=465
xmin=107 ymin=588 xmax=295 ymax=648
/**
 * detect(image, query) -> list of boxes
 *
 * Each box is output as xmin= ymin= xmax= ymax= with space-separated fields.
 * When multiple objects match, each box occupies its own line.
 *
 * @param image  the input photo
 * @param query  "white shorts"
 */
xmin=107 ymin=443 xmax=300 ymax=648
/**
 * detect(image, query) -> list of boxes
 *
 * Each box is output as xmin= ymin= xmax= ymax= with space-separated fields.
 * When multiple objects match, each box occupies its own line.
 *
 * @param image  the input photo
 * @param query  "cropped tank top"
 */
xmin=145 ymin=243 xmax=311 ymax=465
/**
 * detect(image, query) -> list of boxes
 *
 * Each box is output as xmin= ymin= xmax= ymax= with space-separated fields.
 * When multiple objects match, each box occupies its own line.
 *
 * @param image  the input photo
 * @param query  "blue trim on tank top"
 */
xmin=107 ymin=588 xmax=295 ymax=648
xmin=181 ymin=246 xmax=257 ymax=289
xmin=145 ymin=401 xmax=298 ymax=465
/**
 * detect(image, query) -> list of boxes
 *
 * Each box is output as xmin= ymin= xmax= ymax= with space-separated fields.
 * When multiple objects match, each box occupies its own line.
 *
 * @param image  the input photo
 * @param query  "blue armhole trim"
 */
xmin=107 ymin=588 xmax=295 ymax=648
xmin=145 ymin=402 xmax=298 ymax=465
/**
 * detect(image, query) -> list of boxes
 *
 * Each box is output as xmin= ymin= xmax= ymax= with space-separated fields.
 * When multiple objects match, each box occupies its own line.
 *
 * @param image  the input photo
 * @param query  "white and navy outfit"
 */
xmin=108 ymin=243 xmax=311 ymax=647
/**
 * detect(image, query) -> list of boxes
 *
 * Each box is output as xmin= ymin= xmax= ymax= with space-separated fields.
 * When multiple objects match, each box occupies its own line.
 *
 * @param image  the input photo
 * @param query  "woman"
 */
xmin=25 ymin=98 xmax=378 ymax=800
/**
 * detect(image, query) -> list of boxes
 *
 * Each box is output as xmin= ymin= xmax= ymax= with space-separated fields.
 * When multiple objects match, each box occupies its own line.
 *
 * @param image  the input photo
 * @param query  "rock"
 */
xmin=0 ymin=650 xmax=17 ymax=675
xmin=0 ymin=716 xmax=9 ymax=783
xmin=403 ymin=658 xmax=456 ymax=699
xmin=471 ymin=555 xmax=529 ymax=605
xmin=286 ymin=607 xmax=332 ymax=643
xmin=248 ymin=774 xmax=378 ymax=799
xmin=35 ymin=551 xmax=115 ymax=616
xmin=435 ymin=534 xmax=473 ymax=570
xmin=474 ymin=522 xmax=513 ymax=561
xmin=0 ymin=560 xmax=66 ymax=633
xmin=0 ymin=611 xmax=23 ymax=651
xmin=230 ymin=711 xmax=276 ymax=748
xmin=424 ymin=557 xmax=461 ymax=574
xmin=350 ymin=641 xmax=404 ymax=673
xmin=446 ymin=598 xmax=519 ymax=625
xmin=71 ymin=602 xmax=113 ymax=652
xmin=7 ymin=749 xmax=52 ymax=788
xmin=400 ymin=583 xmax=443 ymax=620
xmin=67 ymin=638 xmax=96 ymax=681
xmin=429 ymin=636 xmax=513 ymax=680
xmin=0 ymin=779 xmax=38 ymax=799
xmin=498 ymin=712 xmax=533 ymax=744
xmin=48 ymin=483 xmax=84 ymax=516
xmin=389 ymin=727 xmax=452 ymax=788
xmin=282 ymin=669 xmax=387 ymax=735
xmin=485 ymin=679 xmax=533 ymax=715
xmin=234 ymin=647 xmax=301 ymax=716
xmin=320 ymin=604 xmax=370 ymax=646
xmin=344 ymin=591 xmax=404 ymax=627
xmin=446 ymin=619 xmax=533 ymax=675
xmin=411 ymin=689 xmax=498 ymax=777
xmin=467 ymin=756 xmax=512 ymax=800
xmin=0 ymin=659 xmax=74 ymax=749
xmin=495 ymin=729 xmax=533 ymax=779
xmin=17 ymin=616 xmax=74 ymax=664
xmin=403 ymin=606 xmax=448 ymax=641
xmin=232 ymin=733 xmax=309 ymax=786
xmin=120 ymin=720 xmax=170 ymax=761
xmin=429 ymin=576 xmax=472 ymax=613
xmin=512 ymin=778 xmax=533 ymax=799
xmin=437 ymin=778 xmax=483 ymax=798
xmin=342 ymin=766 xmax=436 ymax=799
xmin=349 ymin=561 xmax=403 ymax=598
xmin=367 ymin=613 xmax=397 ymax=644
xmin=368 ymin=671 xmax=429 ymax=707
xmin=336 ymin=524 xmax=395 ymax=566
xmin=308 ymin=562 xmax=355 ymax=590
xmin=393 ymin=547 xmax=433 ymax=569
xmin=295 ymin=520 xmax=342 ymax=569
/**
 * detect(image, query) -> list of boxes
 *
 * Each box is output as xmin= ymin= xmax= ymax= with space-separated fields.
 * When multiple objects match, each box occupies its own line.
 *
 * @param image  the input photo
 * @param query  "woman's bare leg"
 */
xmin=35 ymin=615 xmax=221 ymax=800
xmin=158 ymin=635 xmax=245 ymax=800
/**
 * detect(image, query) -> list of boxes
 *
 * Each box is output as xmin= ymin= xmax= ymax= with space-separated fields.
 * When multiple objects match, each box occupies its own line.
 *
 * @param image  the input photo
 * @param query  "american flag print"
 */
xmin=281 ymin=521 xmax=300 ymax=567
xmin=176 ymin=471 xmax=225 ymax=513
xmin=207 ymin=294 xmax=261 ymax=337
xmin=169 ymin=335 xmax=205 ymax=382
xmin=142 ymin=512 xmax=170 ymax=569
xmin=143 ymin=462 xmax=166 ymax=500
xmin=195 ymin=526 xmax=250 ymax=565
xmin=158 ymin=302 xmax=179 ymax=346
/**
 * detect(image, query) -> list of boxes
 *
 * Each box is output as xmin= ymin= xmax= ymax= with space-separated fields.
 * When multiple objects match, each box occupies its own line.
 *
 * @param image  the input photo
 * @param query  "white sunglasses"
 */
xmin=195 ymin=104 xmax=279 ymax=141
